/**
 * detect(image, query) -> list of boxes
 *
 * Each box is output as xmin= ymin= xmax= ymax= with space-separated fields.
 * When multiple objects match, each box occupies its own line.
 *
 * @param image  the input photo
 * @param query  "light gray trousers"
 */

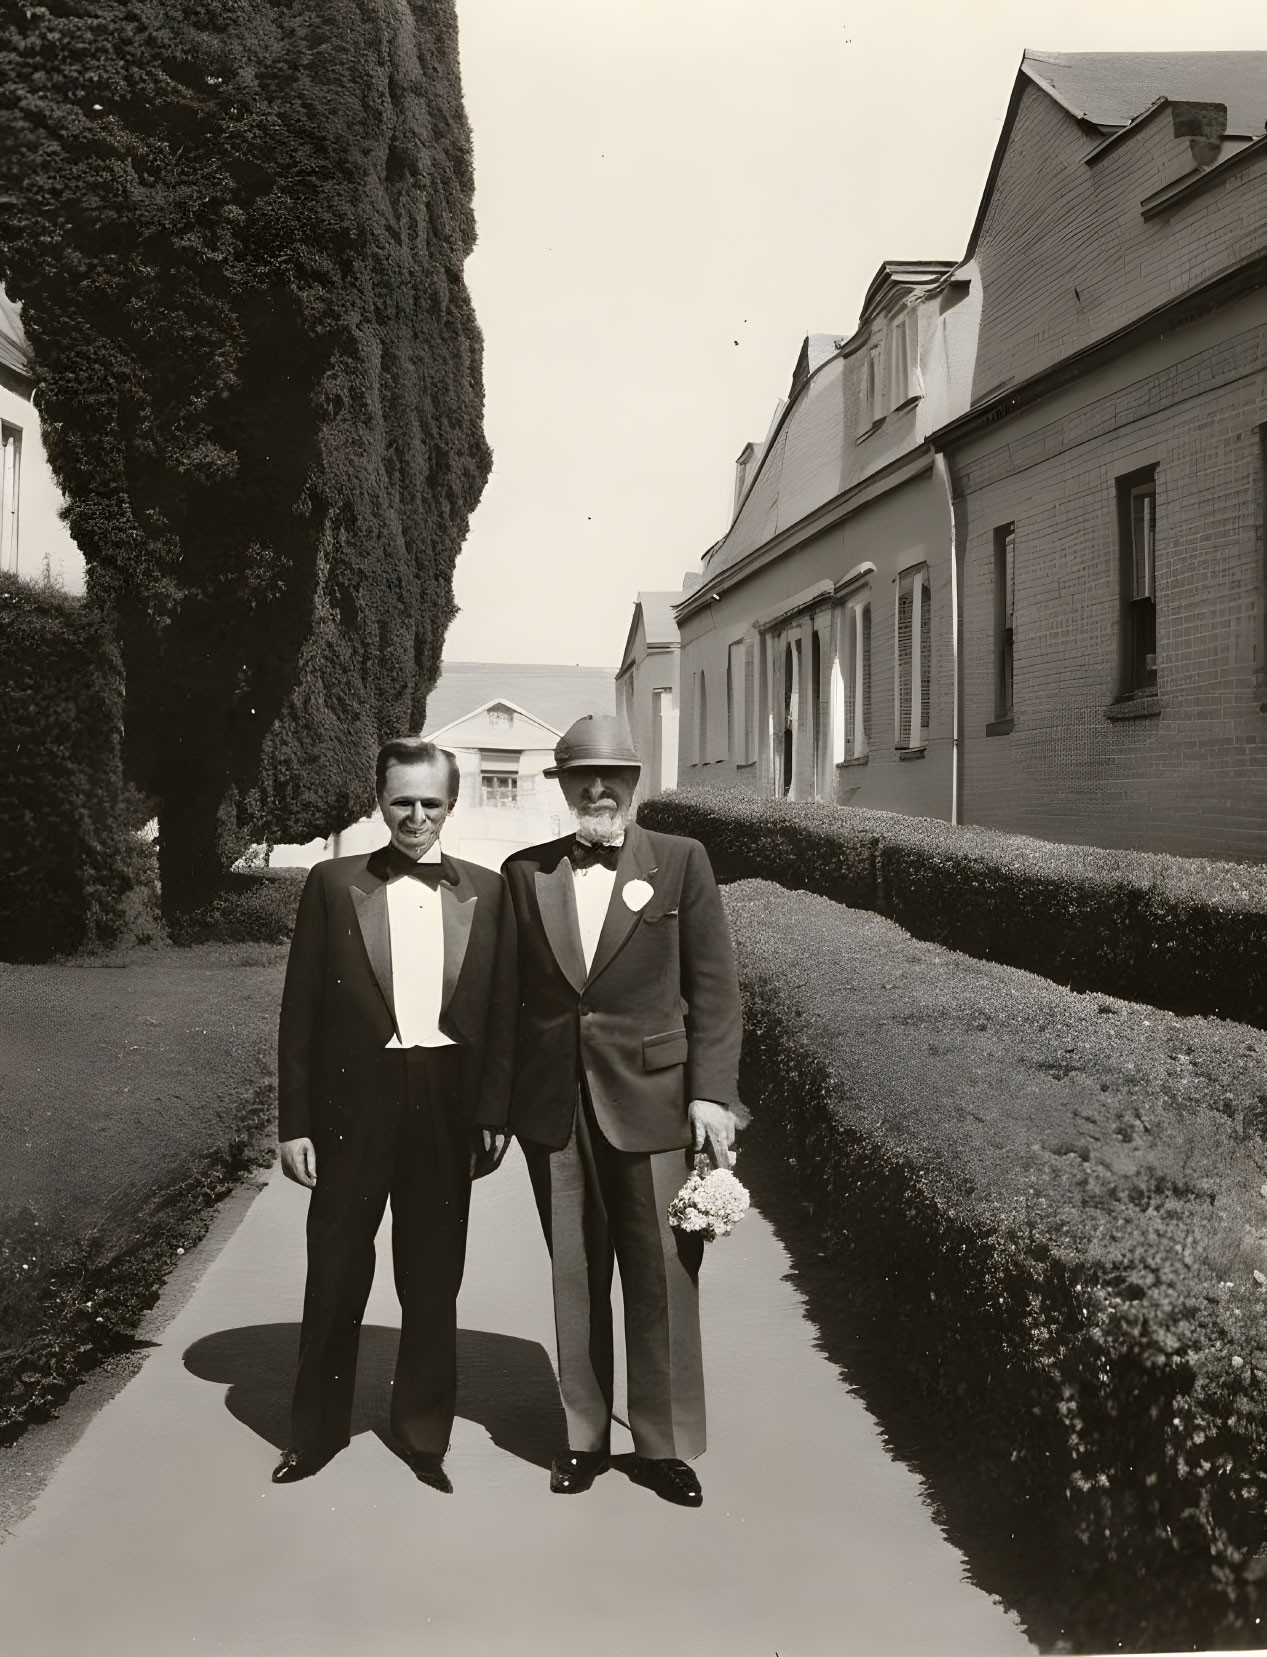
xmin=523 ymin=1088 xmax=706 ymax=1461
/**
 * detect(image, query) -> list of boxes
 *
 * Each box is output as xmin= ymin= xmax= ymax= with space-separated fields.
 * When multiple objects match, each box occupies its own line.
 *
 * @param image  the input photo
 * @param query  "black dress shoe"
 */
xmin=404 ymin=1451 xmax=453 ymax=1494
xmin=549 ymin=1449 xmax=611 ymax=1494
xmin=271 ymin=1444 xmax=344 ymax=1484
xmin=626 ymin=1456 xmax=703 ymax=1507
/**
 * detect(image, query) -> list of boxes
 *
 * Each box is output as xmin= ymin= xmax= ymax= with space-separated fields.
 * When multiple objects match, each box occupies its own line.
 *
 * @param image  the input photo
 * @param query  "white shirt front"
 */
xmin=384 ymin=841 xmax=455 ymax=1048
xmin=571 ymin=848 xmax=620 ymax=973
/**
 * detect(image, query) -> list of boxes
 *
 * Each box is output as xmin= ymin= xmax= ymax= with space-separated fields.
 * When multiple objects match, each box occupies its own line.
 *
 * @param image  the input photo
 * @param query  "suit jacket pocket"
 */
xmin=642 ymin=1027 xmax=688 ymax=1071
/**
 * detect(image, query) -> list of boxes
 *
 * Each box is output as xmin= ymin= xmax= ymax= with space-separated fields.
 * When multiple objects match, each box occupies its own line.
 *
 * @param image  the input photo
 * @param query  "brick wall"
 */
xmin=972 ymin=82 xmax=1267 ymax=401
xmin=956 ymin=294 xmax=1267 ymax=860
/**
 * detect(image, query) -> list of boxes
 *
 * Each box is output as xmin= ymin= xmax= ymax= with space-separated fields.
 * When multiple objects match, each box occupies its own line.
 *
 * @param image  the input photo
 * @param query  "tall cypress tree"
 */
xmin=0 ymin=0 xmax=490 ymax=913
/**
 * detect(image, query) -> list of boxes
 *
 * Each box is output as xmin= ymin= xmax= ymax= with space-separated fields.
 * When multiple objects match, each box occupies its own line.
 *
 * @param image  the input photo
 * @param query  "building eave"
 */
xmin=1140 ymin=129 xmax=1267 ymax=219
xmin=424 ymin=697 xmax=564 ymax=745
xmin=675 ymin=444 xmax=936 ymax=624
xmin=931 ymin=250 xmax=1267 ymax=452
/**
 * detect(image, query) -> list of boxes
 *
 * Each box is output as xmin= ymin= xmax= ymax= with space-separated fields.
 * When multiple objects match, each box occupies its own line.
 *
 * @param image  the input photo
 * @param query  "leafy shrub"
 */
xmin=166 ymin=867 xmax=307 ymax=946
xmin=0 ymin=574 xmax=133 ymax=960
xmin=641 ymin=788 xmax=1267 ymax=1027
xmin=725 ymin=878 xmax=1267 ymax=1650
xmin=1 ymin=1 xmax=491 ymax=915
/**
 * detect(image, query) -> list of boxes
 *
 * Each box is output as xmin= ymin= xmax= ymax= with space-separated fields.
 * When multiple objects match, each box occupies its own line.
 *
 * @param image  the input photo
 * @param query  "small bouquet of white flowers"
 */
xmin=667 ymin=1154 xmax=750 ymax=1243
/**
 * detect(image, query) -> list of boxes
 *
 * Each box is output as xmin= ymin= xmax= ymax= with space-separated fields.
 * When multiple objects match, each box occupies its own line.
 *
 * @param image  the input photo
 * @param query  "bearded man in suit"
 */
xmin=477 ymin=714 xmax=744 ymax=1508
xmin=273 ymin=737 xmax=506 ymax=1493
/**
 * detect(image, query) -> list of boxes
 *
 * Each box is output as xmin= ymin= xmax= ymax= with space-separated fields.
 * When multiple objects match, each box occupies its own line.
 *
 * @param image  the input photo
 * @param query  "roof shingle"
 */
xmin=421 ymin=661 xmax=616 ymax=739
xmin=1021 ymin=49 xmax=1267 ymax=137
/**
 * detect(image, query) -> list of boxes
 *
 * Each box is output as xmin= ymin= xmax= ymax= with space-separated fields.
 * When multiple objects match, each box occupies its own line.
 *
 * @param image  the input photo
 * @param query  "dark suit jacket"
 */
xmin=277 ymin=846 xmax=506 ymax=1143
xmin=476 ymin=822 xmax=743 ymax=1154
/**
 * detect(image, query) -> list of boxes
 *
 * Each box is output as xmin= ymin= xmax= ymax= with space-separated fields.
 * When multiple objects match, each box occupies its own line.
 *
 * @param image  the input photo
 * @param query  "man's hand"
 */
xmin=280 ymin=1137 xmax=318 ymax=1188
xmin=469 ymin=1128 xmax=509 ymax=1180
xmin=688 ymin=1100 xmax=738 ymax=1169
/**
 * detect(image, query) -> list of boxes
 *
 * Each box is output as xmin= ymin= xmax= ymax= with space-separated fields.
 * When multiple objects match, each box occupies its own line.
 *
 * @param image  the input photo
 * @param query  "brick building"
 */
xmin=940 ymin=50 xmax=1267 ymax=859
xmin=664 ymin=50 xmax=1267 ymax=861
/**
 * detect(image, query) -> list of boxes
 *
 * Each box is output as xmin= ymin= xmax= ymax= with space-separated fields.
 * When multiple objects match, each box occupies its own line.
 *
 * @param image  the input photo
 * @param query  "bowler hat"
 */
xmin=543 ymin=714 xmax=642 ymax=776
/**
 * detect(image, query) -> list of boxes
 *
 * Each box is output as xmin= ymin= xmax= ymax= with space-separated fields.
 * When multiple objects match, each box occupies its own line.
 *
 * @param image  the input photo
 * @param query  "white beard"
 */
xmin=572 ymin=804 xmax=626 ymax=846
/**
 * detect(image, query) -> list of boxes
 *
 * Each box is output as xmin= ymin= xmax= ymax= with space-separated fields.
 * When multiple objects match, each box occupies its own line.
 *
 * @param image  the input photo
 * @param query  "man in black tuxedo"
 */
xmin=478 ymin=715 xmax=744 ymax=1508
xmin=273 ymin=737 xmax=506 ymax=1493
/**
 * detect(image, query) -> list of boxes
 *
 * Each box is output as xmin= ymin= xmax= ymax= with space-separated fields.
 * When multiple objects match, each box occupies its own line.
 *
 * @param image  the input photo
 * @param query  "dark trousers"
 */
xmin=523 ymin=1086 xmax=706 ymax=1461
xmin=290 ymin=1046 xmax=470 ymax=1457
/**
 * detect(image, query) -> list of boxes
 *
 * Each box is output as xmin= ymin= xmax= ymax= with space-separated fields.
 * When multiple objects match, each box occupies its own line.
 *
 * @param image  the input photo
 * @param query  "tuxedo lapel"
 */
xmin=533 ymin=852 xmax=588 ymax=996
xmin=440 ymin=855 xmax=478 ymax=1022
xmin=586 ymin=824 xmax=658 ymax=987
xmin=350 ymin=863 xmax=397 ymax=1036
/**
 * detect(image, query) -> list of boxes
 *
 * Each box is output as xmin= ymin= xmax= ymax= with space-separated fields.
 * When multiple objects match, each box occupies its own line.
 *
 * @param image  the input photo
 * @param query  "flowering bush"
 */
xmin=668 ymin=1164 xmax=750 ymax=1241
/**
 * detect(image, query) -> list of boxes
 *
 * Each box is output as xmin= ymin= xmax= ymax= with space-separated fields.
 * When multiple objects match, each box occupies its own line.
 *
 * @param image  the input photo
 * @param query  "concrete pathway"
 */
xmin=0 ymin=1148 xmax=1030 ymax=1657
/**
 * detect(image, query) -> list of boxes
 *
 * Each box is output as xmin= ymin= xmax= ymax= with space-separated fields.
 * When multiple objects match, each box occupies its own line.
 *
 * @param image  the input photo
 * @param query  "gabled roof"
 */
xmin=967 ymin=49 xmax=1267 ymax=257
xmin=636 ymin=592 xmax=681 ymax=648
xmin=420 ymin=662 xmax=615 ymax=739
xmin=618 ymin=592 xmax=681 ymax=677
xmin=424 ymin=697 xmax=563 ymax=745
xmin=1021 ymin=49 xmax=1267 ymax=136
xmin=0 ymin=287 xmax=32 ymax=380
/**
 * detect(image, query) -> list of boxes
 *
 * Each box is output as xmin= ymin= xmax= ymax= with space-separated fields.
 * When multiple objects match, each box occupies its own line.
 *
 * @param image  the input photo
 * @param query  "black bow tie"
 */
xmin=570 ymin=838 xmax=622 ymax=871
xmin=385 ymin=846 xmax=446 ymax=886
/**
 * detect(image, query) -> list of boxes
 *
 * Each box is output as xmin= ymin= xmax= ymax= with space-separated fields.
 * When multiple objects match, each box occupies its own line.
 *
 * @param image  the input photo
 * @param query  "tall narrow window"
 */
xmin=651 ymin=687 xmax=676 ymax=791
xmin=0 ymin=425 xmax=20 ymax=576
xmin=919 ymin=576 xmax=931 ymax=740
xmin=896 ymin=584 xmax=913 ymax=747
xmin=781 ymin=638 xmax=800 ymax=797
xmin=842 ymin=597 xmax=872 ymax=759
xmin=1117 ymin=469 xmax=1157 ymax=696
xmin=727 ymin=639 xmax=746 ymax=761
xmin=830 ymin=622 xmax=846 ymax=767
xmin=696 ymin=669 xmax=709 ymax=763
xmin=896 ymin=566 xmax=928 ymax=749
xmin=994 ymin=525 xmax=1015 ymax=719
xmin=1260 ymin=427 xmax=1267 ymax=677
xmin=859 ymin=341 xmax=882 ymax=432
xmin=744 ymin=636 xmax=757 ymax=763
xmin=890 ymin=318 xmax=910 ymax=407
xmin=810 ymin=630 xmax=822 ymax=794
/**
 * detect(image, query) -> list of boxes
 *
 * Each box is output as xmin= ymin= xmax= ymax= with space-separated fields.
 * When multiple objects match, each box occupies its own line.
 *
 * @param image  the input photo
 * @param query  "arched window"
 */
xmin=811 ymin=630 xmax=822 ymax=794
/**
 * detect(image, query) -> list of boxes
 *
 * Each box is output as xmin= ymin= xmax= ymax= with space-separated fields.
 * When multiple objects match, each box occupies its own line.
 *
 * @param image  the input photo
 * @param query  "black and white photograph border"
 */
xmin=1 ymin=2 xmax=1266 ymax=1654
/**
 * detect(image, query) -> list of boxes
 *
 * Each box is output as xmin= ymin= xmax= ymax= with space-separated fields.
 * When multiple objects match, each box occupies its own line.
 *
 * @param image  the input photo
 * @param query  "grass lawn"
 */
xmin=0 ymin=941 xmax=286 ymax=1441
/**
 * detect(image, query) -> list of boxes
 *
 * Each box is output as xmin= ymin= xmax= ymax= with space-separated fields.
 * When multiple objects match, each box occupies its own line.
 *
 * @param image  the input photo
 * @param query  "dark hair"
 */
xmin=375 ymin=738 xmax=460 ymax=802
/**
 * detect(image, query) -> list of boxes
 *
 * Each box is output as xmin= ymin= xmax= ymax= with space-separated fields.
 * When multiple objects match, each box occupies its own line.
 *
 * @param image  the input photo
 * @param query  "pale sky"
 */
xmin=446 ymin=0 xmax=1266 ymax=667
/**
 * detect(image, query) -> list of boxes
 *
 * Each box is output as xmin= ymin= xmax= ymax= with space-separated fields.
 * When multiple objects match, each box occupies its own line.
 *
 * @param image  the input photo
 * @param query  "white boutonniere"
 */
xmin=622 ymin=878 xmax=654 ymax=912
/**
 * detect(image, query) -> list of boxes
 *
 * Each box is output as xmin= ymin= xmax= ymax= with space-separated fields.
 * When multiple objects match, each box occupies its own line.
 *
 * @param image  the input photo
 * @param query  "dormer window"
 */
xmin=858 ymin=341 xmax=883 ymax=433
xmin=889 ymin=313 xmax=921 ymax=408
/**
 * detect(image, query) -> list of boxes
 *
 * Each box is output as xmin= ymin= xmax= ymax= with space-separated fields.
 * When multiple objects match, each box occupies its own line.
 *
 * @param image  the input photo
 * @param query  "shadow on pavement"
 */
xmin=183 ymin=1324 xmax=565 ymax=1470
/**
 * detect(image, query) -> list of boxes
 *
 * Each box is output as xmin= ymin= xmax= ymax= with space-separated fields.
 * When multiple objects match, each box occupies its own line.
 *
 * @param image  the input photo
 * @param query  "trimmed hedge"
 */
xmin=0 ymin=575 xmax=134 ymax=960
xmin=167 ymin=867 xmax=307 ymax=947
xmin=640 ymin=788 xmax=1267 ymax=1027
xmin=725 ymin=879 xmax=1267 ymax=1650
